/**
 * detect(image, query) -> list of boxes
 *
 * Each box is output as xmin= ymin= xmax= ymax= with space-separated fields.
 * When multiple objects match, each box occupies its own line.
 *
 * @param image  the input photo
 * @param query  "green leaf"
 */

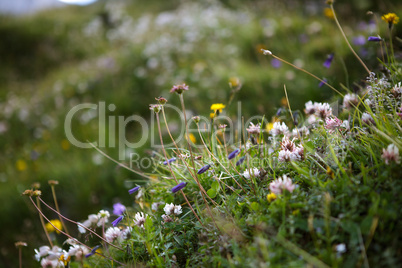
xmin=207 ymin=188 xmax=217 ymax=198
xmin=250 ymin=202 xmax=260 ymax=211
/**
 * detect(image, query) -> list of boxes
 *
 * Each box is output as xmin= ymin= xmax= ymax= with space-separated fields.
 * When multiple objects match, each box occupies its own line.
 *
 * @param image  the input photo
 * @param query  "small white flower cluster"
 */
xmin=35 ymin=245 xmax=81 ymax=267
xmin=77 ymin=210 xmax=110 ymax=234
xmin=362 ymin=112 xmax=375 ymax=125
xmin=163 ymin=203 xmax=182 ymax=217
xmin=270 ymin=121 xmax=289 ymax=136
xmin=151 ymin=201 xmax=165 ymax=212
xmin=381 ymin=144 xmax=400 ymax=165
xmin=104 ymin=226 xmax=132 ymax=243
xmin=343 ymin=93 xmax=359 ymax=109
xmin=292 ymin=126 xmax=310 ymax=137
xmin=242 ymin=168 xmax=260 ymax=179
xmin=278 ymin=136 xmax=304 ymax=162
xmin=304 ymin=101 xmax=333 ymax=122
xmin=246 ymin=122 xmax=262 ymax=134
xmin=269 ymin=175 xmax=296 ymax=195
xmin=133 ymin=212 xmax=148 ymax=228
xmin=325 ymin=116 xmax=343 ymax=133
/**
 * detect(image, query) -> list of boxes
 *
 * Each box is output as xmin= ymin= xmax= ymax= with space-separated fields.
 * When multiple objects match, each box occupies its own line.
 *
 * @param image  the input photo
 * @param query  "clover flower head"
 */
xmin=278 ymin=149 xmax=300 ymax=162
xmin=325 ymin=116 xmax=343 ymax=132
xmin=163 ymin=203 xmax=182 ymax=216
xmin=149 ymin=104 xmax=161 ymax=113
xmin=280 ymin=136 xmax=296 ymax=152
xmin=162 ymin=214 xmax=174 ymax=223
xmin=170 ymin=83 xmax=189 ymax=94
xmin=68 ymin=245 xmax=90 ymax=260
xmin=151 ymin=202 xmax=164 ymax=211
xmin=242 ymin=168 xmax=260 ymax=179
xmin=119 ymin=227 xmax=132 ymax=241
xmin=292 ymin=126 xmax=310 ymax=137
xmin=133 ymin=212 xmax=147 ymax=228
xmin=362 ymin=112 xmax=375 ymax=125
xmin=269 ymin=175 xmax=296 ymax=195
xmin=104 ymin=227 xmax=121 ymax=243
xmin=315 ymin=102 xmax=332 ymax=119
xmin=113 ymin=202 xmax=126 ymax=216
xmin=304 ymin=101 xmax=316 ymax=115
xmin=35 ymin=246 xmax=51 ymax=261
xmin=343 ymin=93 xmax=359 ymax=109
xmin=271 ymin=121 xmax=289 ymax=136
xmin=381 ymin=144 xmax=400 ymax=165
xmin=247 ymin=122 xmax=262 ymax=134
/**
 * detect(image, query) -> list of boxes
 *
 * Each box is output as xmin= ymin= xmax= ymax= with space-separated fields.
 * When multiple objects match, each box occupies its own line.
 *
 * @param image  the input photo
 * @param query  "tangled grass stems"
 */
xmin=154 ymin=110 xmax=204 ymax=227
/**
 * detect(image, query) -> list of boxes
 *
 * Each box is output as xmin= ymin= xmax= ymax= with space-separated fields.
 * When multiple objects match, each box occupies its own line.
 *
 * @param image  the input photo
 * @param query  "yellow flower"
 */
xmin=16 ymin=159 xmax=27 ymax=171
xmin=210 ymin=113 xmax=216 ymax=119
xmin=210 ymin=103 xmax=226 ymax=112
xmin=382 ymin=13 xmax=399 ymax=25
xmin=188 ymin=133 xmax=196 ymax=144
xmin=265 ymin=122 xmax=274 ymax=132
xmin=267 ymin=193 xmax=277 ymax=202
xmin=45 ymin=219 xmax=63 ymax=234
xmin=326 ymin=166 xmax=335 ymax=179
xmin=324 ymin=8 xmax=334 ymax=19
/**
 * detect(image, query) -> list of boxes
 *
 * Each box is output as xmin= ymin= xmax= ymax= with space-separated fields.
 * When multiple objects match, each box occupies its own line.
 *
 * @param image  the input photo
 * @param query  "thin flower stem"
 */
xmin=36 ymin=198 xmax=53 ymax=247
xmin=269 ymin=53 xmax=344 ymax=97
xmin=388 ymin=27 xmax=395 ymax=64
xmin=161 ymin=107 xmax=218 ymax=206
xmin=90 ymin=142 xmax=154 ymax=180
xmin=30 ymin=197 xmax=125 ymax=266
xmin=50 ymin=185 xmax=69 ymax=235
xmin=155 ymin=112 xmax=204 ymax=226
xmin=38 ymin=197 xmax=124 ymax=251
xmin=330 ymin=4 xmax=371 ymax=74
xmin=197 ymin=124 xmax=247 ymax=194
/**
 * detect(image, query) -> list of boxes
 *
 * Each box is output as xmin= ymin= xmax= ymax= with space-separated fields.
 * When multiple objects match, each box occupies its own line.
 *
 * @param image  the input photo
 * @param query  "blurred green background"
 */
xmin=1 ymin=0 xmax=401 ymax=266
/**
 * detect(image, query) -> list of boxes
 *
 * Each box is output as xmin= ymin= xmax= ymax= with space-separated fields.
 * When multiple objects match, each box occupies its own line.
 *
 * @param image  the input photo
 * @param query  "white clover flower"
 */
xmin=364 ymin=98 xmax=372 ymax=107
xmin=292 ymin=126 xmax=310 ymax=137
xmin=119 ymin=227 xmax=132 ymax=242
xmin=151 ymin=202 xmax=164 ymax=212
xmin=242 ymin=168 xmax=260 ymax=179
xmin=381 ymin=144 xmax=400 ymax=165
xmin=304 ymin=101 xmax=316 ymax=115
xmin=343 ymin=93 xmax=359 ymax=109
xmin=278 ymin=149 xmax=300 ymax=162
xmin=341 ymin=120 xmax=350 ymax=131
xmin=105 ymin=227 xmax=121 ymax=243
xmin=162 ymin=214 xmax=173 ymax=223
xmin=68 ymin=245 xmax=89 ymax=261
xmin=280 ymin=136 xmax=296 ymax=151
xmin=325 ymin=116 xmax=343 ymax=132
xmin=315 ymin=102 xmax=332 ymax=119
xmin=246 ymin=122 xmax=261 ymax=134
xmin=35 ymin=245 xmax=50 ymax=261
xmin=362 ymin=112 xmax=375 ymax=125
xmin=40 ymin=257 xmax=63 ymax=268
xmin=133 ymin=212 xmax=148 ymax=228
xmin=269 ymin=175 xmax=296 ymax=195
xmin=163 ymin=203 xmax=182 ymax=215
xmin=307 ymin=115 xmax=318 ymax=125
xmin=97 ymin=210 xmax=110 ymax=227
xmin=271 ymin=122 xmax=289 ymax=136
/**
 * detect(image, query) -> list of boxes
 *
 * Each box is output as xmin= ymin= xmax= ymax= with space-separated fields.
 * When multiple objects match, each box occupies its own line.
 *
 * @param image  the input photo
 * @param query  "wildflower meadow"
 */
xmin=2 ymin=0 xmax=402 ymax=267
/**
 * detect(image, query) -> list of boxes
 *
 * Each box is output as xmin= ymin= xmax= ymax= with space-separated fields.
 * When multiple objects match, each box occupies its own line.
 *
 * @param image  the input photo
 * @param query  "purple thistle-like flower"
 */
xmin=368 ymin=36 xmax=382 ymax=42
xmin=236 ymin=156 xmax=246 ymax=166
xmin=111 ymin=216 xmax=124 ymax=227
xmin=170 ymin=83 xmax=189 ymax=94
xmin=85 ymin=245 xmax=101 ymax=258
xmin=171 ymin=182 xmax=187 ymax=193
xmin=163 ymin=157 xmax=176 ymax=165
xmin=323 ymin=53 xmax=334 ymax=69
xmin=228 ymin=149 xmax=240 ymax=160
xmin=319 ymin=78 xmax=328 ymax=87
xmin=113 ymin=202 xmax=126 ymax=216
xmin=128 ymin=186 xmax=140 ymax=195
xmin=197 ymin=164 xmax=211 ymax=174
